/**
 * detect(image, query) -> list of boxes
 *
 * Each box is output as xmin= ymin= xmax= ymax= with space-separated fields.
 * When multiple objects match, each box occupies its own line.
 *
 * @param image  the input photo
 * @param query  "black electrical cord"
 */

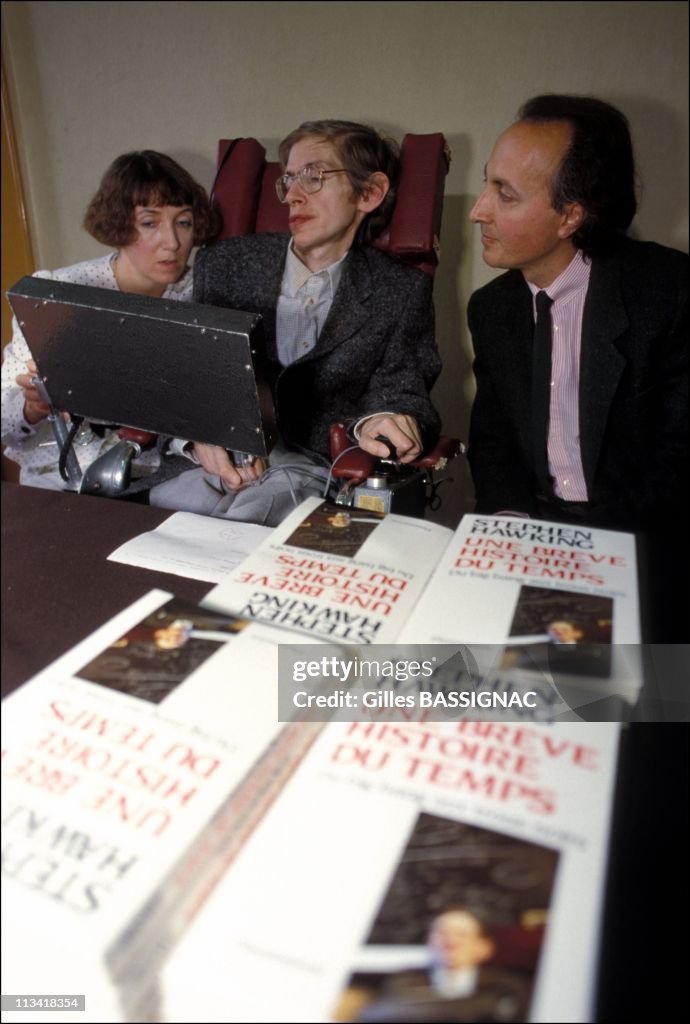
xmin=58 ymin=416 xmax=83 ymax=483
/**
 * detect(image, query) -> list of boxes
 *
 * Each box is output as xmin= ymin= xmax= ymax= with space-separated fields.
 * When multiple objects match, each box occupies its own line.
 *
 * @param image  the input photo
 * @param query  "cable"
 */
xmin=260 ymin=463 xmax=333 ymax=508
xmin=322 ymin=444 xmax=362 ymax=498
xmin=213 ymin=462 xmax=334 ymax=510
xmin=58 ymin=416 xmax=84 ymax=483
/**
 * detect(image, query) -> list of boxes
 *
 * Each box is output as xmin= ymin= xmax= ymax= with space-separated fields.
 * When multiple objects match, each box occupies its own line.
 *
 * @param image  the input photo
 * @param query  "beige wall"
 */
xmin=3 ymin=0 xmax=688 ymax=522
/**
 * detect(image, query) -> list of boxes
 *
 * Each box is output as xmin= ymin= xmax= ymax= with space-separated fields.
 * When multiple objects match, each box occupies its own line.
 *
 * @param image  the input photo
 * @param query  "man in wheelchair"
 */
xmin=149 ymin=119 xmax=442 ymax=526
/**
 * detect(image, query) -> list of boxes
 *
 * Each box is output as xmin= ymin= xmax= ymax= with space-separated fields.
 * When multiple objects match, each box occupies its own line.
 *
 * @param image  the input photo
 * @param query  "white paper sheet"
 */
xmin=108 ymin=511 xmax=272 ymax=583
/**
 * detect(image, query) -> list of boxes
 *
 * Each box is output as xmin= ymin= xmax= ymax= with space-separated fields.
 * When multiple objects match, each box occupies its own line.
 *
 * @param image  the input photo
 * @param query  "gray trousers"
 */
xmin=148 ymin=443 xmax=331 ymax=527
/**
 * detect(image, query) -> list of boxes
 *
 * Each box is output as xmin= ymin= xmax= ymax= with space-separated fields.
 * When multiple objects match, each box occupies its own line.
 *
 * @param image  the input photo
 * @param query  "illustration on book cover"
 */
xmin=333 ymin=812 xmax=558 ymax=1023
xmin=78 ymin=598 xmax=250 ymax=703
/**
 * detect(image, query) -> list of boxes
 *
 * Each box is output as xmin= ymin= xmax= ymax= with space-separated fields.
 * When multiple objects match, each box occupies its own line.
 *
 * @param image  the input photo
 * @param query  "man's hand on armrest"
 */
xmin=192 ymin=443 xmax=267 ymax=491
xmin=357 ymin=413 xmax=422 ymax=464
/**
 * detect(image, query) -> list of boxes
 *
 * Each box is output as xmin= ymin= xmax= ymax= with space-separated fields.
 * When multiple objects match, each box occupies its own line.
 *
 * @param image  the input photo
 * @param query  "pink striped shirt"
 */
xmin=528 ymin=250 xmax=592 ymax=501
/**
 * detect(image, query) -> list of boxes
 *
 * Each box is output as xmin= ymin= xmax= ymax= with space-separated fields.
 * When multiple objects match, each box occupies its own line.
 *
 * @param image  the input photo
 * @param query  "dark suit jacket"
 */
xmin=193 ymin=234 xmax=441 ymax=459
xmin=467 ymin=238 xmax=688 ymax=532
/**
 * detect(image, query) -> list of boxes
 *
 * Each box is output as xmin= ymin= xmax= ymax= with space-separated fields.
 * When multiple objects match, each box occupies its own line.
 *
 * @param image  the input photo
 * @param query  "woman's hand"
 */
xmin=16 ymin=360 xmax=50 ymax=425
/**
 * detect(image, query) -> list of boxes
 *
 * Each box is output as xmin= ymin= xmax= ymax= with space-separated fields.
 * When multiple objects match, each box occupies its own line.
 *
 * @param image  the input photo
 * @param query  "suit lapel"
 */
xmin=495 ymin=275 xmax=535 ymax=464
xmin=511 ymin=278 xmax=536 ymax=435
xmin=248 ymin=236 xmax=287 ymax=362
xmin=579 ymin=254 xmax=628 ymax=486
xmin=308 ymin=248 xmax=373 ymax=360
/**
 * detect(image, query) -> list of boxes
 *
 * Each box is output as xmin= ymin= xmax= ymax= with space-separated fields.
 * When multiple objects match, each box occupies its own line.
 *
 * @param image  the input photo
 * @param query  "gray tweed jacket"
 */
xmin=192 ymin=233 xmax=441 ymax=459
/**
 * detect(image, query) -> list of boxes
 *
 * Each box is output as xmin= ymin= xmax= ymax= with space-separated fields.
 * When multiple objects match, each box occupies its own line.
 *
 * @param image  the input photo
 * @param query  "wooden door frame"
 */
xmin=2 ymin=57 xmax=35 ymax=481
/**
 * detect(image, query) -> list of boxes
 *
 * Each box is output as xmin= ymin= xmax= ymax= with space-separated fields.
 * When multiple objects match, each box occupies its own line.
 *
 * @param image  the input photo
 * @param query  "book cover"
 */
xmin=2 ymin=508 xmax=643 ymax=1021
xmin=1 ymin=590 xmax=319 ymax=1022
xmin=396 ymin=514 xmax=641 ymax=714
xmin=204 ymin=503 xmax=641 ymax=718
xmin=202 ymin=498 xmax=453 ymax=644
xmin=397 ymin=514 xmax=638 ymax=644
xmin=161 ymin=718 xmax=620 ymax=1024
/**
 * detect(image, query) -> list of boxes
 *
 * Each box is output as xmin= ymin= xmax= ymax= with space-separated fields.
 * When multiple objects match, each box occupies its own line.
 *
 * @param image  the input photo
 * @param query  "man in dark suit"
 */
xmin=150 ymin=120 xmax=441 ymax=524
xmin=467 ymin=95 xmax=688 ymax=639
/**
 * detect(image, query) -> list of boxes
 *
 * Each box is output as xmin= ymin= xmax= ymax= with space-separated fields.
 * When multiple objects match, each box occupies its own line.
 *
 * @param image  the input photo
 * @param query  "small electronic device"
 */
xmin=333 ymin=438 xmax=424 ymax=517
xmin=346 ymin=465 xmax=428 ymax=517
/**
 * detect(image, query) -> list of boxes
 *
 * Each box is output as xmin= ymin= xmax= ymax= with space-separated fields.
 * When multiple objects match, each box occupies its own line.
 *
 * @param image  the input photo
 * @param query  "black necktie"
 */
xmin=531 ymin=290 xmax=553 ymax=489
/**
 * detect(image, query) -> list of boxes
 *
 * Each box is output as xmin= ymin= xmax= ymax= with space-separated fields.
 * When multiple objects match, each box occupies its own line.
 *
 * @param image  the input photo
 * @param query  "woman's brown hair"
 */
xmin=83 ymin=150 xmax=217 ymax=247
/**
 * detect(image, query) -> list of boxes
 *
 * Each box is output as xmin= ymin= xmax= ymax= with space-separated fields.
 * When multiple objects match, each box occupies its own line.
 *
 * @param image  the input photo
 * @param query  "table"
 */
xmin=1 ymin=481 xmax=212 ymax=696
xmin=1 ymin=482 xmax=687 ymax=1020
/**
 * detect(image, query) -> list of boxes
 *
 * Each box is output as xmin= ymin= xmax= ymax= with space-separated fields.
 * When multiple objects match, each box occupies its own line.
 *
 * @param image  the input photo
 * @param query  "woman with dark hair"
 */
xmin=1 ymin=150 xmax=216 ymax=489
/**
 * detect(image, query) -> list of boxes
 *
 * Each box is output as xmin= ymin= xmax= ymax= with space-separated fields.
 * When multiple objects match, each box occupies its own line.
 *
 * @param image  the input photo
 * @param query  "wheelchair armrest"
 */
xmin=118 ymin=427 xmax=156 ymax=449
xmin=331 ymin=447 xmax=380 ymax=483
xmin=329 ymin=422 xmax=466 ymax=481
xmin=410 ymin=435 xmax=466 ymax=470
xmin=329 ymin=422 xmax=387 ymax=482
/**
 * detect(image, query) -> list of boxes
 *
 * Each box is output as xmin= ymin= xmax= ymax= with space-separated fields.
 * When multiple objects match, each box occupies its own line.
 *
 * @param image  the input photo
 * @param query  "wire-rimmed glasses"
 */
xmin=275 ymin=164 xmax=348 ymax=203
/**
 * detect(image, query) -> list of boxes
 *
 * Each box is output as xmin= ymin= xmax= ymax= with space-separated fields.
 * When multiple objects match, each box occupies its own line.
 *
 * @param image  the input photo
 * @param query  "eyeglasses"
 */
xmin=275 ymin=164 xmax=348 ymax=203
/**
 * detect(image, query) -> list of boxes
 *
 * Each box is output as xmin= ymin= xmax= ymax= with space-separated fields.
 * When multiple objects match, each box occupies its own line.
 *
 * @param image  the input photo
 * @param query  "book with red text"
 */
xmin=202 ymin=498 xmax=454 ymax=644
xmin=161 ymin=717 xmax=620 ymax=1024
xmin=2 ymin=505 xmax=642 ymax=1022
xmin=1 ymin=590 xmax=321 ymax=1023
xmin=203 ymin=500 xmax=641 ymax=713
